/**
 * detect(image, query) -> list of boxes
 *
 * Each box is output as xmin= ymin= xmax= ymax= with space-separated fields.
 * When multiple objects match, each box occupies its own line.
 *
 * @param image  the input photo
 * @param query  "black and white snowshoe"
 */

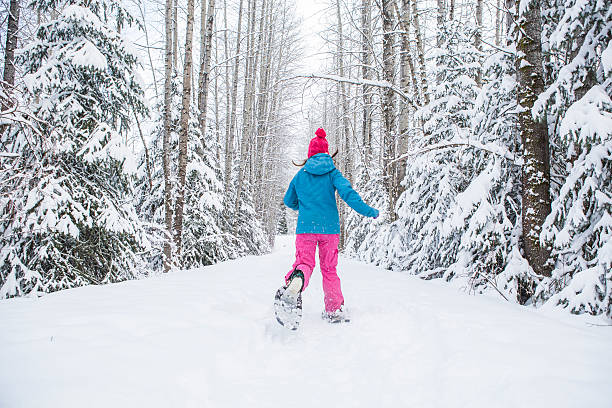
xmin=321 ymin=306 xmax=350 ymax=324
xmin=274 ymin=270 xmax=304 ymax=330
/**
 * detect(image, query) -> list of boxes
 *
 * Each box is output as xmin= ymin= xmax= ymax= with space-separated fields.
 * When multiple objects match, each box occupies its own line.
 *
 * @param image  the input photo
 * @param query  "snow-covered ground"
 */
xmin=1 ymin=235 xmax=610 ymax=408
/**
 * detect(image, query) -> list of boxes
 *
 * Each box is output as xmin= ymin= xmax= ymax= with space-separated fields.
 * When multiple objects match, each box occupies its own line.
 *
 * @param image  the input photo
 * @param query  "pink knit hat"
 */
xmin=308 ymin=128 xmax=329 ymax=158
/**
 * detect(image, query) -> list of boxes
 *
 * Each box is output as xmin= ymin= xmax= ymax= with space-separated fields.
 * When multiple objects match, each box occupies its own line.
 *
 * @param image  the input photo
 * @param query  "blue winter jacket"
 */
xmin=283 ymin=153 xmax=379 ymax=234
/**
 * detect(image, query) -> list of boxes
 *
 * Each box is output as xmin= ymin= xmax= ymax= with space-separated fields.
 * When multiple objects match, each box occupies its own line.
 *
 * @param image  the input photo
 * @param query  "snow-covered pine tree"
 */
xmin=346 ymin=19 xmax=483 ymax=278
xmin=226 ymin=170 xmax=269 ymax=256
xmin=135 ymin=75 xmax=233 ymax=270
xmin=448 ymin=42 xmax=529 ymax=302
xmin=396 ymin=20 xmax=482 ymax=278
xmin=344 ymin=164 xmax=389 ymax=266
xmin=276 ymin=201 xmax=288 ymax=235
xmin=134 ymin=109 xmax=170 ymax=272
xmin=0 ymin=0 xmax=149 ymax=297
xmin=182 ymin=116 xmax=232 ymax=268
xmin=134 ymin=76 xmax=182 ymax=272
xmin=536 ymin=0 xmax=612 ymax=316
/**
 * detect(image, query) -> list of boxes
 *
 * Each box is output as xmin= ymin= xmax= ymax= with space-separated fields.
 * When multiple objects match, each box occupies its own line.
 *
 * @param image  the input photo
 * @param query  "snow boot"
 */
xmin=321 ymin=305 xmax=350 ymax=324
xmin=274 ymin=269 xmax=304 ymax=330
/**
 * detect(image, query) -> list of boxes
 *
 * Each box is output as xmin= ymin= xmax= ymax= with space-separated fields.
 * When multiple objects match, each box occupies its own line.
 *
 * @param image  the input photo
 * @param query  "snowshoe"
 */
xmin=274 ymin=270 xmax=304 ymax=330
xmin=321 ymin=305 xmax=350 ymax=324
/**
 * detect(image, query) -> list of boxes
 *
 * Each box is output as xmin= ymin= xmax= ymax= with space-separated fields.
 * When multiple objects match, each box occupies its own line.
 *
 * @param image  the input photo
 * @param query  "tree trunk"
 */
xmin=336 ymin=0 xmax=352 ymax=247
xmin=495 ymin=0 xmax=502 ymax=46
xmin=235 ymin=0 xmax=257 ymax=213
xmin=254 ymin=0 xmax=274 ymax=210
xmin=173 ymin=0 xmax=179 ymax=70
xmin=173 ymin=0 xmax=196 ymax=259
xmin=224 ymin=0 xmax=245 ymax=193
xmin=198 ymin=0 xmax=217 ymax=149
xmin=396 ymin=0 xmax=415 ymax=201
xmin=474 ymin=0 xmax=483 ymax=86
xmin=2 ymin=0 xmax=20 ymax=90
xmin=223 ymin=0 xmax=232 ymax=185
xmin=436 ymin=0 xmax=444 ymax=47
xmin=163 ymin=0 xmax=175 ymax=272
xmin=381 ymin=0 xmax=396 ymax=221
xmin=214 ymin=16 xmax=221 ymax=162
xmin=336 ymin=0 xmax=352 ymax=183
xmin=410 ymin=0 xmax=428 ymax=105
xmin=515 ymin=0 xmax=551 ymax=277
xmin=361 ymin=0 xmax=373 ymax=167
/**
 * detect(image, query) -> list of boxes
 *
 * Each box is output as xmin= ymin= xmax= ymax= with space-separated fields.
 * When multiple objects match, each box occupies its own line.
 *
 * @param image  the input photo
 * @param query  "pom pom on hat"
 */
xmin=308 ymin=128 xmax=330 ymax=158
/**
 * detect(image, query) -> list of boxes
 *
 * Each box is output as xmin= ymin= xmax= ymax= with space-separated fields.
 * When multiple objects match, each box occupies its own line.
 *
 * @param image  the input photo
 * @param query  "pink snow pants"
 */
xmin=285 ymin=233 xmax=343 ymax=313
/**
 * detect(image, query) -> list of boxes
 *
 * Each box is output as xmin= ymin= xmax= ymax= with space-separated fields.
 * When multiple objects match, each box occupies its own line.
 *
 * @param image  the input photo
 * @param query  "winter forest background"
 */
xmin=0 ymin=0 xmax=610 ymax=317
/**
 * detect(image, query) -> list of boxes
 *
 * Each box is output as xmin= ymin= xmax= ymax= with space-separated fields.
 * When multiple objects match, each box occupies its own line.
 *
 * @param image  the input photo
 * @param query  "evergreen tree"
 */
xmin=135 ymin=77 xmax=234 ymax=270
xmin=276 ymin=202 xmax=288 ymax=235
xmin=535 ymin=0 xmax=612 ymax=315
xmin=449 ymin=45 xmax=528 ymax=301
xmin=398 ymin=20 xmax=482 ymax=277
xmin=0 ymin=0 xmax=149 ymax=297
xmin=345 ymin=165 xmax=389 ymax=266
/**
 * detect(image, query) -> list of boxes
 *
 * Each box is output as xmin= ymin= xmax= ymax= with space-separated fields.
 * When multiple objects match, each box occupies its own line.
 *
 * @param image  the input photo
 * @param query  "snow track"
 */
xmin=1 ymin=236 xmax=610 ymax=407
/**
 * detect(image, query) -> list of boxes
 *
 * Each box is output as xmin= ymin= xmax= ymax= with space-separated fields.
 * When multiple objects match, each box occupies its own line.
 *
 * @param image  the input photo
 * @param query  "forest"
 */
xmin=0 ymin=0 xmax=610 ymax=318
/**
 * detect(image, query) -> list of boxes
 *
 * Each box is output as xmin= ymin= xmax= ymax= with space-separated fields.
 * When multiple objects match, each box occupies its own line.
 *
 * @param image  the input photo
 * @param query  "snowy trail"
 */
xmin=1 ymin=235 xmax=610 ymax=408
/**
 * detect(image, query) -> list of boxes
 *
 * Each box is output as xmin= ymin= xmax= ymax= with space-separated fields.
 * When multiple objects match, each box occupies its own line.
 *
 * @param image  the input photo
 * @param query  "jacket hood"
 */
xmin=304 ymin=153 xmax=336 ymax=175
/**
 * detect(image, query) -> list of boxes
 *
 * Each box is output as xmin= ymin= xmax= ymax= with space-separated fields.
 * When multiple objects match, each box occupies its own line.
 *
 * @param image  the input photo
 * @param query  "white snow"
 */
xmin=70 ymin=40 xmax=108 ymax=71
xmin=0 ymin=235 xmax=610 ymax=408
xmin=603 ymin=41 xmax=612 ymax=75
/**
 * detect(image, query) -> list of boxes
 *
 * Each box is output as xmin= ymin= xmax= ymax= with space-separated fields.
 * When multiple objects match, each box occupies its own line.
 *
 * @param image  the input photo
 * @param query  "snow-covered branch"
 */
xmin=280 ymin=74 xmax=415 ymax=107
xmin=388 ymin=139 xmax=523 ymax=166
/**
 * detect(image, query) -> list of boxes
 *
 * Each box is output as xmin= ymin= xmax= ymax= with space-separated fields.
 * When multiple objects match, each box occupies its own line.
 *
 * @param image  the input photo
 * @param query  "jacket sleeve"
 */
xmin=331 ymin=169 xmax=379 ymax=218
xmin=283 ymin=176 xmax=299 ymax=210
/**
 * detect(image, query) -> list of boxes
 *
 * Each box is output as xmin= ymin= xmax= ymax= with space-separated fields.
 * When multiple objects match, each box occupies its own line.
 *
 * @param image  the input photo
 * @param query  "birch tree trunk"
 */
xmin=361 ymin=0 xmax=373 ymax=167
xmin=515 ymin=0 xmax=551 ymax=277
xmin=198 ymin=0 xmax=217 ymax=148
xmin=495 ymin=0 xmax=502 ymax=46
xmin=475 ymin=0 xmax=483 ymax=86
xmin=173 ymin=0 xmax=196 ymax=258
xmin=214 ymin=16 xmax=221 ymax=162
xmin=173 ymin=0 xmax=179 ymax=70
xmin=223 ymin=0 xmax=232 ymax=183
xmin=411 ymin=0 xmax=428 ymax=105
xmin=436 ymin=0 xmax=444 ymax=47
xmin=335 ymin=0 xmax=352 ymax=183
xmin=163 ymin=0 xmax=175 ymax=272
xmin=254 ymin=0 xmax=274 ymax=209
xmin=336 ymin=0 xmax=352 ymax=248
xmin=224 ymin=0 xmax=245 ymax=192
xmin=381 ymin=0 xmax=397 ymax=221
xmin=396 ymin=0 xmax=415 ymax=200
xmin=235 ymin=0 xmax=258 ymax=213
